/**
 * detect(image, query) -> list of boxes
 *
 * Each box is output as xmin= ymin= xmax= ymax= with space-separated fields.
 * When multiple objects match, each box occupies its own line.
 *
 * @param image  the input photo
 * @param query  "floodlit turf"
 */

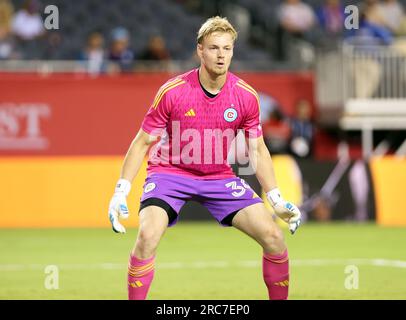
xmin=1 ymin=222 xmax=405 ymax=300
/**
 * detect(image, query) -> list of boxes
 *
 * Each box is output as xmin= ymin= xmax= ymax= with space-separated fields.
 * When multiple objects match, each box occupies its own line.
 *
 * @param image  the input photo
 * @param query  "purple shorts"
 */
xmin=139 ymin=173 xmax=263 ymax=227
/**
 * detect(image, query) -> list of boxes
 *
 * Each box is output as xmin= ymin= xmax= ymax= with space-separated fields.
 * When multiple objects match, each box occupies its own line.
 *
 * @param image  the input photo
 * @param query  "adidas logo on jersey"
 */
xmin=185 ymin=109 xmax=196 ymax=117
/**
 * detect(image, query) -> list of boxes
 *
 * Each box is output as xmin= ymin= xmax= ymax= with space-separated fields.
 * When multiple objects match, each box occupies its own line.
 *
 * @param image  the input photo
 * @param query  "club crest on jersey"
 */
xmin=144 ymin=182 xmax=156 ymax=193
xmin=223 ymin=108 xmax=238 ymax=122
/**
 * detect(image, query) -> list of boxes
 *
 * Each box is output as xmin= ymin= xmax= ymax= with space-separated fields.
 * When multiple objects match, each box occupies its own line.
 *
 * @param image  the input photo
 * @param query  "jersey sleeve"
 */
xmin=141 ymin=86 xmax=173 ymax=136
xmin=241 ymin=93 xmax=263 ymax=139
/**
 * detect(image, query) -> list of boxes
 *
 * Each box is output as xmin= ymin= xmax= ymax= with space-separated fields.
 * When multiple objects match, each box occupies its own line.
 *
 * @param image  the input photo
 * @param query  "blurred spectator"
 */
xmin=316 ymin=0 xmax=345 ymax=36
xmin=108 ymin=27 xmax=135 ymax=73
xmin=288 ymin=99 xmax=315 ymax=158
xmin=362 ymin=0 xmax=387 ymax=27
xmin=259 ymin=93 xmax=278 ymax=124
xmin=344 ymin=1 xmax=394 ymax=98
xmin=263 ymin=109 xmax=291 ymax=155
xmin=278 ymin=0 xmax=316 ymax=34
xmin=345 ymin=2 xmax=393 ymax=45
xmin=311 ymin=197 xmax=332 ymax=221
xmin=348 ymin=160 xmax=369 ymax=221
xmin=137 ymin=35 xmax=172 ymax=71
xmin=11 ymin=0 xmax=44 ymax=59
xmin=79 ymin=32 xmax=106 ymax=75
xmin=0 ymin=0 xmax=13 ymax=36
xmin=42 ymin=31 xmax=62 ymax=59
xmin=259 ymin=93 xmax=291 ymax=154
xmin=379 ymin=0 xmax=406 ymax=35
xmin=0 ymin=0 xmax=17 ymax=59
xmin=11 ymin=0 xmax=44 ymax=41
xmin=139 ymin=35 xmax=171 ymax=61
xmin=276 ymin=0 xmax=316 ymax=61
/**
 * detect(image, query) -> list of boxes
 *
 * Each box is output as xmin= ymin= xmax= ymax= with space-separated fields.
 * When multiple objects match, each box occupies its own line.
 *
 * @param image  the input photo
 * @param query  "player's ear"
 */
xmin=196 ymin=43 xmax=203 ymax=58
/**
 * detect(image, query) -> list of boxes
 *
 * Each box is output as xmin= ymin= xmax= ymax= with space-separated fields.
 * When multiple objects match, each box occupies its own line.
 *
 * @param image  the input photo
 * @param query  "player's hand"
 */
xmin=108 ymin=179 xmax=131 ymax=234
xmin=266 ymin=188 xmax=302 ymax=235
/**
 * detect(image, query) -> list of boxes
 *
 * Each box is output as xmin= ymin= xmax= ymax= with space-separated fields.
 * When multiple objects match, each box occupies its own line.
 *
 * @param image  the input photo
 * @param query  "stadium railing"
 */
xmin=339 ymin=40 xmax=406 ymax=158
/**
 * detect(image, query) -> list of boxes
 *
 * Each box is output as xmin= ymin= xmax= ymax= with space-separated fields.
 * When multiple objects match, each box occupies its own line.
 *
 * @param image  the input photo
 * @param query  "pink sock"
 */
xmin=127 ymin=254 xmax=155 ymax=300
xmin=263 ymin=249 xmax=289 ymax=300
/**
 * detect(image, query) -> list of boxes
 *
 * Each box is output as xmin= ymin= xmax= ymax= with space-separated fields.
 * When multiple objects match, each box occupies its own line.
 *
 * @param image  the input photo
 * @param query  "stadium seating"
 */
xmin=10 ymin=0 xmax=203 ymax=60
xmin=9 ymin=0 xmax=276 ymax=61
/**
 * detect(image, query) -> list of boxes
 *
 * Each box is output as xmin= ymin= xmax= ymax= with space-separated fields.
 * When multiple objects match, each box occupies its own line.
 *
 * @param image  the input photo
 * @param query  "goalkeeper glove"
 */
xmin=108 ymin=178 xmax=131 ymax=234
xmin=266 ymin=188 xmax=302 ymax=234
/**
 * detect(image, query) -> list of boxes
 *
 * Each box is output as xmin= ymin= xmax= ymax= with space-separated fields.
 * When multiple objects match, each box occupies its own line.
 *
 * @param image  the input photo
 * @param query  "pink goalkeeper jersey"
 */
xmin=141 ymin=69 xmax=262 ymax=179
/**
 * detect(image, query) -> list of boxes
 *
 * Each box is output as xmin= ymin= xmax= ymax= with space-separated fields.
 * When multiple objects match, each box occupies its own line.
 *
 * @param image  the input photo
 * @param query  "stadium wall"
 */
xmin=0 ymin=156 xmax=147 ymax=227
xmin=370 ymin=157 xmax=406 ymax=226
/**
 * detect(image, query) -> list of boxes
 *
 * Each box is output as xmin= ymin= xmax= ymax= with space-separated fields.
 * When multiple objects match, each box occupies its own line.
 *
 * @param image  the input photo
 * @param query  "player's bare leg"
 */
xmin=232 ymin=202 xmax=290 ymax=300
xmin=128 ymin=206 xmax=169 ymax=300
xmin=132 ymin=206 xmax=169 ymax=258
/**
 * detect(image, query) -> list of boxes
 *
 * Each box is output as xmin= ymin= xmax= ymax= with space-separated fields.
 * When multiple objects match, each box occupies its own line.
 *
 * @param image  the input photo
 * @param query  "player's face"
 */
xmin=198 ymin=32 xmax=234 ymax=76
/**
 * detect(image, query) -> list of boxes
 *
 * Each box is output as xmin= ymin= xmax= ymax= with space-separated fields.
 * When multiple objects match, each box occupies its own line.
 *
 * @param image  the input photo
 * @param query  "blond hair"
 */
xmin=197 ymin=16 xmax=238 ymax=44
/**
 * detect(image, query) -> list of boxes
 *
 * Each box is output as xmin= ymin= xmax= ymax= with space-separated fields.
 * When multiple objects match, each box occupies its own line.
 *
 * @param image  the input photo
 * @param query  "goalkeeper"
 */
xmin=108 ymin=16 xmax=301 ymax=300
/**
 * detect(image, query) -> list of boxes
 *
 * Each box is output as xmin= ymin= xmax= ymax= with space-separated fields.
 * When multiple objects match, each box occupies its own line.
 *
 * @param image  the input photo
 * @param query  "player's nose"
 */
xmin=217 ymin=49 xmax=225 ymax=58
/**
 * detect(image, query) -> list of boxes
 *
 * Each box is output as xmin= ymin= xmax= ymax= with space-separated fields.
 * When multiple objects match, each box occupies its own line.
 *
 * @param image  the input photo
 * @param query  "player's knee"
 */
xmin=133 ymin=228 xmax=160 ymax=258
xmin=261 ymin=227 xmax=285 ymax=253
xmin=137 ymin=227 xmax=160 ymax=246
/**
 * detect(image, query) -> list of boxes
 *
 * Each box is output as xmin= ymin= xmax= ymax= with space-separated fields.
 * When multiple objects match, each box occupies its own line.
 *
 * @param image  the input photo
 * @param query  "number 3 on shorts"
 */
xmin=225 ymin=179 xmax=250 ymax=197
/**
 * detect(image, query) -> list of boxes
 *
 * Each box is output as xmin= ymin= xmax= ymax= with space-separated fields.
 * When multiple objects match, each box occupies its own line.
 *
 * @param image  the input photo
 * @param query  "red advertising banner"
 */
xmin=0 ymin=72 xmax=314 ymax=155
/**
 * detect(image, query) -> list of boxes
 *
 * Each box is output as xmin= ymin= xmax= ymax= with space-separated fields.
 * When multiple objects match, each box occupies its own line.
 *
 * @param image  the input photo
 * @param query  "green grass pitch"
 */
xmin=1 ymin=222 xmax=405 ymax=299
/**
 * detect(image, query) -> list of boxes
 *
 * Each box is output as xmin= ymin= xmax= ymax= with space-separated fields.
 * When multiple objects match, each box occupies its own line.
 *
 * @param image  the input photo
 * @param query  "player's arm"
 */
xmin=120 ymin=129 xmax=158 ymax=182
xmin=108 ymin=79 xmax=178 ymax=234
xmin=247 ymin=136 xmax=301 ymax=234
xmin=237 ymin=78 xmax=301 ymax=233
xmin=108 ymin=129 xmax=158 ymax=234
xmin=248 ymin=136 xmax=278 ymax=193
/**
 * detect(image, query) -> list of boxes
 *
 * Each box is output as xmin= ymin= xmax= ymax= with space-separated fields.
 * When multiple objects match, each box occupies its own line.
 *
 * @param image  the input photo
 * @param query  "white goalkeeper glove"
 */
xmin=266 ymin=188 xmax=302 ymax=235
xmin=108 ymin=178 xmax=131 ymax=234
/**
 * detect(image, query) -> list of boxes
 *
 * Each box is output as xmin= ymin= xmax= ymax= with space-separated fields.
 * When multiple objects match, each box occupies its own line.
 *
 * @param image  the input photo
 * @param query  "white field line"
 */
xmin=0 ymin=259 xmax=406 ymax=271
